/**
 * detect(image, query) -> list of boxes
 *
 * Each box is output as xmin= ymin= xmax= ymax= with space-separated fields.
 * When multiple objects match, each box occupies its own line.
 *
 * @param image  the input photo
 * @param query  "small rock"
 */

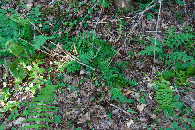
xmin=13 ymin=117 xmax=25 ymax=125
xmin=137 ymin=104 xmax=146 ymax=112
xmin=126 ymin=119 xmax=134 ymax=128
xmin=80 ymin=69 xmax=85 ymax=75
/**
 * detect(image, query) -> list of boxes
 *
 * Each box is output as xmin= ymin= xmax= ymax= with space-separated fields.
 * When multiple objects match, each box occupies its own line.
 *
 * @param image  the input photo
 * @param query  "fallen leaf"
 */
xmin=137 ymin=104 xmax=146 ymax=112
xmin=126 ymin=119 xmax=134 ymax=128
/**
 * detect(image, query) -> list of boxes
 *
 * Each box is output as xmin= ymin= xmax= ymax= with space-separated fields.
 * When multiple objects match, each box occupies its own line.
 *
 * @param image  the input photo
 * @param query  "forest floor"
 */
xmin=0 ymin=0 xmax=194 ymax=129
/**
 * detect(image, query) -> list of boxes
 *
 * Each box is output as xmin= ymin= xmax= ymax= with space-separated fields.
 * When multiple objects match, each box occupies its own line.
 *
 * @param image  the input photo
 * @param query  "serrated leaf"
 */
xmin=34 ymin=35 xmax=52 ymax=49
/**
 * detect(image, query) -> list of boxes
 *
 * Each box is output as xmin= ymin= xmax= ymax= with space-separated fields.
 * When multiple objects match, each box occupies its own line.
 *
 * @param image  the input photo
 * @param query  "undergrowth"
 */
xmin=0 ymin=0 xmax=194 ymax=129
xmin=0 ymin=1 xmax=135 ymax=129
xmin=138 ymin=26 xmax=195 ymax=129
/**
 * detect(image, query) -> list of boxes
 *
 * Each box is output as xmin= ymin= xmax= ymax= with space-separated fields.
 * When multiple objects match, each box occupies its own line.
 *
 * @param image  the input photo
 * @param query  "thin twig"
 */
xmin=19 ymin=38 xmax=52 ymax=56
xmin=107 ymin=1 xmax=158 ymax=67
xmin=20 ymin=37 xmax=95 ymax=71
xmin=146 ymin=31 xmax=162 ymax=33
xmin=183 ymin=0 xmax=187 ymax=13
xmin=21 ymin=19 xmax=95 ymax=70
xmin=132 ymin=0 xmax=157 ymax=30
xmin=110 ymin=104 xmax=132 ymax=117
xmin=152 ymin=0 xmax=162 ymax=77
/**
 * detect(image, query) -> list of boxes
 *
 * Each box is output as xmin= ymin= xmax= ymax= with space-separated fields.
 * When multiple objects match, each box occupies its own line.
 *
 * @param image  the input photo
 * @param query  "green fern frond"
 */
xmin=110 ymin=88 xmax=134 ymax=103
xmin=20 ymin=79 xmax=59 ymax=129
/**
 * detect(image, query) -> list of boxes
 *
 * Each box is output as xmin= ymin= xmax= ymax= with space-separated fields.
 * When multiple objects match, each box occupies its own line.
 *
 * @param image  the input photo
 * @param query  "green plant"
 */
xmin=92 ymin=0 xmax=110 ymax=8
xmin=0 ymin=101 xmax=19 ymax=113
xmin=138 ymin=27 xmax=195 ymax=69
xmin=27 ymin=61 xmax=46 ymax=94
xmin=8 ymin=107 xmax=18 ymax=120
xmin=153 ymin=78 xmax=174 ymax=113
xmin=20 ymin=80 xmax=60 ymax=129
xmin=0 ymin=88 xmax=11 ymax=102
xmin=110 ymin=88 xmax=134 ymax=103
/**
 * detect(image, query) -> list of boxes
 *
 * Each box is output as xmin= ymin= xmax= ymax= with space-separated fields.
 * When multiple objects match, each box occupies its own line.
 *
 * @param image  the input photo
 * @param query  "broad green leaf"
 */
xmin=176 ymin=0 xmax=184 ymax=6
xmin=54 ymin=115 xmax=62 ymax=123
xmin=0 ymin=124 xmax=4 ymax=130
xmin=127 ymin=109 xmax=137 ymax=113
xmin=108 ymin=112 xmax=112 ymax=119
xmin=174 ymin=94 xmax=179 ymax=101
xmin=173 ymin=102 xmax=184 ymax=110
xmin=127 ymin=99 xmax=134 ymax=103
xmin=9 ymin=62 xmax=27 ymax=82
xmin=147 ymin=13 xmax=152 ymax=21
xmin=140 ymin=97 xmax=146 ymax=104
xmin=11 ymin=127 xmax=16 ymax=130
xmin=172 ymin=121 xmax=178 ymax=129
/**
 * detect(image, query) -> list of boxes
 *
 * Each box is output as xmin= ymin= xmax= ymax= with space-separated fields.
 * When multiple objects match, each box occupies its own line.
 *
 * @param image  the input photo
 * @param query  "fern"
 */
xmin=166 ymin=52 xmax=195 ymax=66
xmin=28 ymin=62 xmax=47 ymax=93
xmin=153 ymin=79 xmax=174 ymax=112
xmin=60 ymin=60 xmax=81 ymax=73
xmin=138 ymin=27 xmax=195 ymax=68
xmin=20 ymin=80 xmax=59 ymax=129
xmin=110 ymin=88 xmax=134 ymax=103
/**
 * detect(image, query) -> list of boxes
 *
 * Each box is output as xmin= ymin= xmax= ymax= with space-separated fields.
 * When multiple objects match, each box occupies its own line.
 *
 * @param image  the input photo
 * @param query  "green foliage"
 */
xmin=20 ymin=80 xmax=59 ymax=129
xmin=0 ymin=88 xmax=11 ymax=102
xmin=153 ymin=78 xmax=174 ymax=112
xmin=138 ymin=26 xmax=195 ymax=69
xmin=60 ymin=29 xmax=137 ymax=103
xmin=8 ymin=107 xmax=18 ymax=120
xmin=27 ymin=62 xmax=46 ymax=93
xmin=1 ymin=1 xmax=193 ymax=129
xmin=4 ymin=59 xmax=28 ymax=84
xmin=0 ymin=101 xmax=19 ymax=112
xmin=92 ymin=0 xmax=110 ymax=8
xmin=0 ymin=6 xmax=53 ymax=65
xmin=153 ymin=72 xmax=194 ymax=129
xmin=127 ymin=108 xmax=137 ymax=114
xmin=110 ymin=88 xmax=134 ymax=103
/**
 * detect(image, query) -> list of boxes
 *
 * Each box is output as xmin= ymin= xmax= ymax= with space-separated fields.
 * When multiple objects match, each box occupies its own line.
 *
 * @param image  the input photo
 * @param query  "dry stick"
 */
xmin=20 ymin=37 xmax=95 ymax=71
xmin=81 ymin=0 xmax=100 ymax=24
xmin=110 ymin=104 xmax=132 ymax=117
xmin=146 ymin=31 xmax=161 ymax=33
xmin=183 ymin=0 xmax=187 ymax=13
xmin=152 ymin=64 xmax=172 ymax=80
xmin=107 ymin=1 xmax=158 ymax=67
xmin=93 ymin=0 xmax=104 ymax=40
xmin=91 ymin=0 xmax=103 ymax=54
xmin=26 ymin=18 xmax=95 ymax=71
xmin=132 ymin=0 xmax=156 ymax=30
xmin=152 ymin=0 xmax=162 ymax=78
xmin=19 ymin=38 xmax=53 ymax=57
